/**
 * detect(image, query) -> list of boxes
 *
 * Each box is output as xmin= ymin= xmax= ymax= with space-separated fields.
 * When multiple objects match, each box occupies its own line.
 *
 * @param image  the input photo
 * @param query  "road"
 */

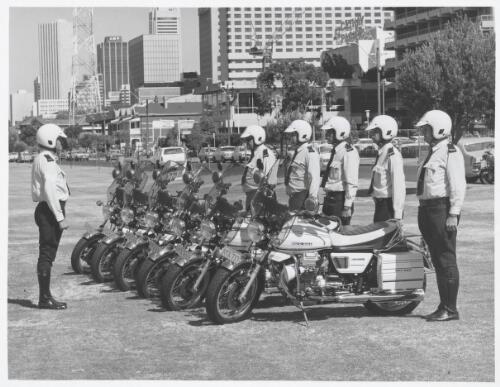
xmin=7 ymin=163 xmax=493 ymax=381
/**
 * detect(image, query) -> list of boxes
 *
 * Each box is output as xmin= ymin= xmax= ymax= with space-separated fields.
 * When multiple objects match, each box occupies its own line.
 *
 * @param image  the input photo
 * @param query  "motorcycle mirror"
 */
xmin=152 ymin=169 xmax=160 ymax=180
xmin=212 ymin=171 xmax=222 ymax=183
xmin=256 ymin=159 xmax=264 ymax=171
xmin=96 ymin=200 xmax=103 ymax=206
xmin=253 ymin=170 xmax=264 ymax=184
xmin=112 ymin=168 xmax=120 ymax=179
xmin=182 ymin=173 xmax=192 ymax=185
xmin=217 ymin=161 xmax=223 ymax=171
xmin=126 ymin=169 xmax=135 ymax=180
xmin=186 ymin=161 xmax=192 ymax=172
xmin=156 ymin=160 xmax=161 ymax=169
xmin=233 ymin=200 xmax=243 ymax=211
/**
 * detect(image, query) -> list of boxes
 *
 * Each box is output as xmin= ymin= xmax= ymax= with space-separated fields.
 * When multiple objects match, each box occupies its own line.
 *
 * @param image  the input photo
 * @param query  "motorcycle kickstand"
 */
xmin=293 ymin=300 xmax=309 ymax=327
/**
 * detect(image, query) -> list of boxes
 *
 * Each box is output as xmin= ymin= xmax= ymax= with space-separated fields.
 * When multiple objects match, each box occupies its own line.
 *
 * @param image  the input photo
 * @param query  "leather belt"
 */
xmin=419 ymin=197 xmax=449 ymax=207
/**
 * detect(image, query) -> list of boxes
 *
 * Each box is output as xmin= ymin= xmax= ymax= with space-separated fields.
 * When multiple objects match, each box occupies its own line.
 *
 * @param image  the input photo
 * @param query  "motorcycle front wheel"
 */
xmin=90 ymin=241 xmax=122 ymax=283
xmin=205 ymin=263 xmax=263 ymax=324
xmin=160 ymin=259 xmax=211 ymax=310
xmin=135 ymin=257 xmax=171 ymax=298
xmin=71 ymin=235 xmax=102 ymax=274
xmin=480 ymin=169 xmax=494 ymax=184
xmin=113 ymin=244 xmax=148 ymax=291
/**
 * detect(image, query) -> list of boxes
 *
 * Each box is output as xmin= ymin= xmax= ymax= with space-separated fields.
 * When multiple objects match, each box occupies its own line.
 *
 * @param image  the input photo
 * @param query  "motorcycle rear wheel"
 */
xmin=160 ymin=259 xmax=211 ymax=310
xmin=90 ymin=241 xmax=122 ymax=283
xmin=135 ymin=257 xmax=171 ymax=298
xmin=205 ymin=263 xmax=262 ymax=324
xmin=71 ymin=235 xmax=101 ymax=274
xmin=113 ymin=245 xmax=147 ymax=291
xmin=480 ymin=169 xmax=494 ymax=184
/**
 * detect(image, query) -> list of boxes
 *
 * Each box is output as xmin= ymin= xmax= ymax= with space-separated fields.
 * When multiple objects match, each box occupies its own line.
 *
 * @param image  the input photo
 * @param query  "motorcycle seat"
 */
xmin=330 ymin=221 xmax=400 ymax=252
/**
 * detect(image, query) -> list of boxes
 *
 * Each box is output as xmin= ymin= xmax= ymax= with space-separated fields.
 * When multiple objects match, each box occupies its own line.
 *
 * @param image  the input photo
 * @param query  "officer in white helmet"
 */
xmin=415 ymin=110 xmax=466 ymax=322
xmin=283 ymin=119 xmax=321 ymax=211
xmin=31 ymin=123 xmax=70 ymax=310
xmin=240 ymin=125 xmax=277 ymax=210
xmin=365 ymin=115 xmax=406 ymax=222
xmin=320 ymin=116 xmax=360 ymax=225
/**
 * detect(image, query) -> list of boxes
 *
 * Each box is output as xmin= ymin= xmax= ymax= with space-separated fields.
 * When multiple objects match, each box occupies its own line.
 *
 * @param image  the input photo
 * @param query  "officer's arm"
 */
xmin=264 ymin=152 xmax=278 ymax=186
xmin=389 ymin=153 xmax=406 ymax=219
xmin=343 ymin=150 xmax=359 ymax=207
xmin=307 ymin=151 xmax=321 ymax=199
xmin=41 ymin=160 xmax=65 ymax=222
xmin=446 ymin=149 xmax=466 ymax=216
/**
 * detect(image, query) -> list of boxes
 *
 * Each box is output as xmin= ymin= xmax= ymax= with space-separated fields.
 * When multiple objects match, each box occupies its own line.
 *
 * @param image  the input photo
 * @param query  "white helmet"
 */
xmin=36 ymin=123 xmax=67 ymax=149
xmin=415 ymin=110 xmax=452 ymax=140
xmin=284 ymin=120 xmax=312 ymax=143
xmin=365 ymin=115 xmax=398 ymax=141
xmin=321 ymin=116 xmax=351 ymax=141
xmin=241 ymin=125 xmax=266 ymax=146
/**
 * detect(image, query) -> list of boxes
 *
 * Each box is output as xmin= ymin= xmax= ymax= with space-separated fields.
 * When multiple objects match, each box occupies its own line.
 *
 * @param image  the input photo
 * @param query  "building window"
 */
xmin=326 ymin=26 xmax=332 ymax=31
xmin=245 ymin=34 xmax=252 ymax=39
xmin=285 ymin=7 xmax=292 ymax=10
xmin=244 ymin=7 xmax=251 ymax=11
xmin=375 ymin=19 xmax=381 ymax=23
xmin=316 ymin=26 xmax=323 ymax=31
xmin=285 ymin=13 xmax=292 ymax=18
xmin=306 ymin=47 xmax=313 ymax=51
xmin=265 ymin=20 xmax=272 ymax=25
xmin=235 ymin=42 xmax=242 ymax=46
xmin=296 ymin=20 xmax=302 ymax=24
xmin=286 ymin=48 xmax=293 ymax=52
xmin=286 ymin=41 xmax=293 ymax=45
xmin=335 ymin=12 xmax=342 ymax=17
xmin=255 ymin=7 xmax=261 ymax=11
xmin=315 ymin=13 xmax=322 ymax=17
xmin=235 ymin=35 xmax=242 ymax=39
xmin=297 ymin=47 xmax=303 ymax=52
xmin=306 ymin=26 xmax=313 ymax=31
xmin=245 ymin=20 xmax=252 ymax=25
xmin=265 ymin=34 xmax=272 ymax=39
xmin=255 ymin=20 xmax=261 ymax=25
xmin=345 ymin=7 xmax=351 ymax=10
xmin=266 ymin=27 xmax=272 ymax=32
xmin=365 ymin=12 xmax=371 ymax=16
xmin=234 ymin=7 xmax=241 ymax=11
xmin=365 ymin=19 xmax=371 ymax=24
xmin=276 ymin=14 xmax=282 ymax=18
xmin=236 ymin=28 xmax=242 ymax=32
xmin=296 ymin=27 xmax=302 ymax=31
xmin=384 ymin=12 xmax=392 ymax=16
xmin=325 ymin=13 xmax=332 ymax=17
xmin=316 ymin=33 xmax=322 ymax=38
xmin=306 ymin=34 xmax=313 ymax=38
xmin=325 ymin=33 xmax=332 ymax=38
xmin=374 ymin=12 xmax=381 ymax=16
xmin=325 ymin=19 xmax=332 ymax=24
xmin=306 ymin=40 xmax=313 ymax=45
xmin=245 ymin=27 xmax=251 ymax=32
xmin=276 ymin=41 xmax=282 ymax=46
xmin=235 ymin=49 xmax=242 ymax=53
xmin=276 ymin=48 xmax=283 ymax=52
xmin=245 ymin=13 xmax=251 ymax=18
xmin=355 ymin=7 xmax=361 ymax=10
xmin=316 ymin=40 xmax=323 ymax=45
xmin=235 ymin=21 xmax=241 ymax=25
xmin=355 ymin=13 xmax=361 ymax=17
xmin=265 ymin=13 xmax=272 ymax=17
xmin=305 ymin=13 xmax=312 ymax=17
xmin=234 ymin=14 xmax=241 ymax=18
xmin=326 ymin=41 xmax=333 ymax=45
xmin=255 ymin=27 xmax=261 ymax=32
xmin=286 ymin=34 xmax=293 ymax=38
xmin=345 ymin=13 xmax=351 ymax=17
xmin=296 ymin=40 xmax=303 ymax=45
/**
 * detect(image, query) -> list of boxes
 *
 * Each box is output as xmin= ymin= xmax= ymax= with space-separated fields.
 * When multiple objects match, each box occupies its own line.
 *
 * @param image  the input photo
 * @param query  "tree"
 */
xmin=396 ymin=14 xmax=495 ymax=143
xmin=19 ymin=125 xmax=38 ymax=147
xmin=320 ymin=51 xmax=355 ymax=79
xmin=9 ymin=127 xmax=18 ymax=152
xmin=256 ymin=60 xmax=330 ymax=115
xmin=184 ymin=123 xmax=206 ymax=153
xmin=65 ymin=125 xmax=83 ymax=139
xmin=13 ymin=141 xmax=28 ymax=153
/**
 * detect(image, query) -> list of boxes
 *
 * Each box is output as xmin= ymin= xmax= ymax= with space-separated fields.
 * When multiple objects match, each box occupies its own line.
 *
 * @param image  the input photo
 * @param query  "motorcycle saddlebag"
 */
xmin=376 ymin=251 xmax=424 ymax=292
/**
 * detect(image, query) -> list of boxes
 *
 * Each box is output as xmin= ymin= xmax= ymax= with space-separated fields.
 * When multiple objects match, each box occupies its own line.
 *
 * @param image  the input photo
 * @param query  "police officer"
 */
xmin=283 ymin=119 xmax=321 ymax=211
xmin=415 ymin=110 xmax=466 ymax=322
xmin=365 ymin=115 xmax=406 ymax=223
xmin=320 ymin=116 xmax=360 ymax=225
xmin=31 ymin=124 xmax=70 ymax=310
xmin=240 ymin=125 xmax=278 ymax=210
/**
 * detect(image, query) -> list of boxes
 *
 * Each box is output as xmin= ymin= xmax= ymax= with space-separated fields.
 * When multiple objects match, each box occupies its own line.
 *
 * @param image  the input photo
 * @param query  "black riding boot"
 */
xmin=423 ymin=274 xmax=446 ymax=319
xmin=445 ymin=278 xmax=459 ymax=313
xmin=426 ymin=276 xmax=459 ymax=321
xmin=38 ymin=270 xmax=67 ymax=310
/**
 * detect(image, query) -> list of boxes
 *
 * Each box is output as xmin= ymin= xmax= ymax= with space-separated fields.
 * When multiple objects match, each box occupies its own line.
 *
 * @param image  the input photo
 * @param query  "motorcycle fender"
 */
xmin=82 ymin=231 xmax=105 ymax=241
xmin=149 ymin=248 xmax=177 ymax=263
xmin=124 ymin=237 xmax=149 ymax=251
xmin=175 ymin=255 xmax=203 ymax=268
xmin=268 ymin=251 xmax=292 ymax=263
xmin=101 ymin=234 xmax=126 ymax=246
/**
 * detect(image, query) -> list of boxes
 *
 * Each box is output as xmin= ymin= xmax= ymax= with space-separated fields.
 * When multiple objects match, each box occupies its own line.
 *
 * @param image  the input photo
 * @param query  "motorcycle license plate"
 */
xmin=220 ymin=246 xmax=243 ymax=266
xmin=175 ymin=245 xmax=192 ymax=261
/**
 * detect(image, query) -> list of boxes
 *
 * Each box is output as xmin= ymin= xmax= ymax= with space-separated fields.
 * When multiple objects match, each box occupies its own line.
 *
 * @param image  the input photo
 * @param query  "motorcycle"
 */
xmin=479 ymin=148 xmax=494 ymax=184
xmin=112 ymin=161 xmax=181 ymax=291
xmin=70 ymin=160 xmax=130 ymax=274
xmin=134 ymin=162 xmax=207 ymax=298
xmin=159 ymin=163 xmax=244 ymax=310
xmin=89 ymin=160 xmax=150 ymax=283
xmin=205 ymin=168 xmax=431 ymax=325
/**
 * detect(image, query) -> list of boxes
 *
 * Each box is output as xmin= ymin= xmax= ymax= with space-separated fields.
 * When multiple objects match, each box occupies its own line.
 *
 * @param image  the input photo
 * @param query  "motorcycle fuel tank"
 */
xmin=274 ymin=217 xmax=333 ymax=251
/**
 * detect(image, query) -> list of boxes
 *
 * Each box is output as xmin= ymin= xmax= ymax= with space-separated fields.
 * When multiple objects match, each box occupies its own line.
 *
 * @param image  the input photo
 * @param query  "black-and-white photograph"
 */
xmin=5 ymin=0 xmax=496 ymax=383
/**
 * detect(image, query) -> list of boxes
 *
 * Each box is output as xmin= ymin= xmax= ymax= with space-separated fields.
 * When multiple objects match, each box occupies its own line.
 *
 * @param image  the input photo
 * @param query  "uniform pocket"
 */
xmin=373 ymin=165 xmax=387 ymax=188
xmin=328 ymin=160 xmax=341 ymax=182
xmin=424 ymin=162 xmax=443 ymax=184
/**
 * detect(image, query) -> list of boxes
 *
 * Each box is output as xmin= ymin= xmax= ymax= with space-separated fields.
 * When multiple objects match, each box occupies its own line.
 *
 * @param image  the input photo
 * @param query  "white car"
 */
xmin=9 ymin=152 xmax=18 ymax=162
xmin=354 ymin=138 xmax=377 ymax=153
xmin=317 ymin=143 xmax=333 ymax=174
xmin=154 ymin=146 xmax=187 ymax=167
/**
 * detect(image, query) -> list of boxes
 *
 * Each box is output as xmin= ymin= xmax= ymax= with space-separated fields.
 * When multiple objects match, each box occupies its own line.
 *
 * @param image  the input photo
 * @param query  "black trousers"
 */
xmin=373 ymin=197 xmax=394 ymax=223
xmin=418 ymin=198 xmax=459 ymax=312
xmin=288 ymin=190 xmax=308 ymax=212
xmin=245 ymin=190 xmax=257 ymax=212
xmin=34 ymin=201 xmax=65 ymax=273
xmin=322 ymin=191 xmax=354 ymax=225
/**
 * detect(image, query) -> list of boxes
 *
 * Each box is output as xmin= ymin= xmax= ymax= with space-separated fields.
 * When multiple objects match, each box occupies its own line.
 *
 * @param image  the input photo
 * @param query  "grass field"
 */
xmin=7 ymin=162 xmax=494 ymax=381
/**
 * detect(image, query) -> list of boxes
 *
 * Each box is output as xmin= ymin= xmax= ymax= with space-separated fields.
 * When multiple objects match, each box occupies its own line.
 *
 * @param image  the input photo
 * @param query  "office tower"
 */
xmin=97 ymin=36 xmax=130 ymax=106
xmin=10 ymin=90 xmax=34 ymax=124
xmin=149 ymin=7 xmax=181 ymax=34
xmin=38 ymin=19 xmax=73 ymax=99
xmin=33 ymin=77 xmax=41 ymax=102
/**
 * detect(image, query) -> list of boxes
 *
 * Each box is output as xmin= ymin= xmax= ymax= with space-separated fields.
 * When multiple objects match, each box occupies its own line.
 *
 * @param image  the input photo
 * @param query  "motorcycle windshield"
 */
xmin=148 ymin=160 xmax=182 ymax=208
xmin=176 ymin=164 xmax=206 ymax=212
xmin=249 ymin=158 xmax=281 ymax=219
xmin=204 ymin=164 xmax=238 ymax=216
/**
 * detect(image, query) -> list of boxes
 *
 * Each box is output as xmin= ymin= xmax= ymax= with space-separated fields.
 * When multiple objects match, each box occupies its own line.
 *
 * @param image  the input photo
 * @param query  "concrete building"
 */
xmin=97 ymin=36 xmax=130 ymax=106
xmin=34 ymin=99 xmax=69 ymax=118
xmin=149 ymin=7 xmax=181 ymax=35
xmin=38 ymin=19 xmax=73 ymax=99
xmin=383 ymin=7 xmax=493 ymax=126
xmin=33 ymin=77 xmax=41 ymax=102
xmin=135 ymin=86 xmax=182 ymax=105
xmin=128 ymin=34 xmax=183 ymax=101
xmin=10 ymin=90 xmax=34 ymax=125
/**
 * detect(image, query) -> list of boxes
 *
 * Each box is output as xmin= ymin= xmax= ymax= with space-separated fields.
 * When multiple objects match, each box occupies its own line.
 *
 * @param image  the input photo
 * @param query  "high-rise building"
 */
xmin=10 ymin=90 xmax=34 ymax=124
xmin=97 ymin=36 xmax=130 ymax=105
xmin=199 ymin=7 xmax=394 ymax=88
xmin=38 ymin=19 xmax=73 ymax=99
xmin=149 ymin=7 xmax=181 ymax=34
xmin=33 ymin=76 xmax=41 ymax=102
xmin=128 ymin=34 xmax=183 ymax=99
xmin=383 ymin=7 xmax=493 ymax=125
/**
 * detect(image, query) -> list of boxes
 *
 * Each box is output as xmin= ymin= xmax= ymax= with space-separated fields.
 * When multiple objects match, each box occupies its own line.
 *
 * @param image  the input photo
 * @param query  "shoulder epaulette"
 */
xmin=44 ymin=154 xmax=54 ymax=162
xmin=308 ymin=145 xmax=315 ymax=153
xmin=263 ymin=148 xmax=269 ymax=157
xmin=447 ymin=143 xmax=457 ymax=153
xmin=345 ymin=143 xmax=353 ymax=152
xmin=387 ymin=147 xmax=395 ymax=157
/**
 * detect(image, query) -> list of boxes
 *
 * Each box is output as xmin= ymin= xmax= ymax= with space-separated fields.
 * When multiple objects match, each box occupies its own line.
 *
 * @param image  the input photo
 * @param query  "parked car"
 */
xmin=354 ymin=138 xmax=377 ymax=153
xmin=106 ymin=149 xmax=122 ymax=161
xmin=318 ymin=143 xmax=333 ymax=174
xmin=71 ymin=149 xmax=90 ymax=161
xmin=457 ymin=137 xmax=495 ymax=182
xmin=18 ymin=151 xmax=35 ymax=163
xmin=233 ymin=145 xmax=251 ymax=163
xmin=199 ymin=147 xmax=217 ymax=162
xmin=9 ymin=152 xmax=18 ymax=162
xmin=214 ymin=146 xmax=237 ymax=162
xmin=153 ymin=146 xmax=187 ymax=167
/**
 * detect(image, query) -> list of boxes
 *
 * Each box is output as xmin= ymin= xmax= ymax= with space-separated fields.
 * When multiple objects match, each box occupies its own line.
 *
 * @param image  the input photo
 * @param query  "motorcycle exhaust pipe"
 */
xmin=307 ymin=289 xmax=425 ymax=304
xmin=238 ymin=263 xmax=262 ymax=303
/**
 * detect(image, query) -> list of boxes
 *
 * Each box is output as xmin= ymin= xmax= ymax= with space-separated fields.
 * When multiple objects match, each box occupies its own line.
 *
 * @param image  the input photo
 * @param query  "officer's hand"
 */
xmin=395 ymin=218 xmax=403 ymax=227
xmin=446 ymin=215 xmax=458 ymax=232
xmin=341 ymin=206 xmax=351 ymax=218
xmin=58 ymin=220 xmax=69 ymax=231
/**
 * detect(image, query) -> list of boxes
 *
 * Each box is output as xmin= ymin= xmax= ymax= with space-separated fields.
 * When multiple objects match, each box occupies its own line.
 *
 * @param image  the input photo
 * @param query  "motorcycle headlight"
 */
xmin=247 ymin=220 xmax=265 ymax=243
xmin=176 ymin=195 xmax=187 ymax=210
xmin=200 ymin=219 xmax=216 ymax=240
xmin=169 ymin=217 xmax=185 ymax=237
xmin=120 ymin=207 xmax=134 ymax=225
xmin=102 ymin=204 xmax=111 ymax=220
xmin=144 ymin=211 xmax=159 ymax=228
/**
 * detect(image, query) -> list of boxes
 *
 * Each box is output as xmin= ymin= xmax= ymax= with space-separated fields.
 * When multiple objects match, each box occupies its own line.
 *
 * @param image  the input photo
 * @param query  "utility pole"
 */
xmin=145 ymin=99 xmax=149 ymax=158
xmin=376 ymin=39 xmax=381 ymax=115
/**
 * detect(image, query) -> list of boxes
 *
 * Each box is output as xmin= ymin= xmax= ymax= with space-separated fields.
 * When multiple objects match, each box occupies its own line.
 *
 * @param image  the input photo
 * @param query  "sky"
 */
xmin=9 ymin=7 xmax=200 ymax=95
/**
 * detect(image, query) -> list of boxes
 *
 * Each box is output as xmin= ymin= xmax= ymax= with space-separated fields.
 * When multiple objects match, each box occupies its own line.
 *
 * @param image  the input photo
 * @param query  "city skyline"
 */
xmin=9 ymin=7 xmax=199 ymax=95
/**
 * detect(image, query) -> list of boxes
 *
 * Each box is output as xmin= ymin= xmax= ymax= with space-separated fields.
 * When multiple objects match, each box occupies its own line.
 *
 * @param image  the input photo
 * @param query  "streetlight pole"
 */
xmin=376 ymin=39 xmax=381 ymax=115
